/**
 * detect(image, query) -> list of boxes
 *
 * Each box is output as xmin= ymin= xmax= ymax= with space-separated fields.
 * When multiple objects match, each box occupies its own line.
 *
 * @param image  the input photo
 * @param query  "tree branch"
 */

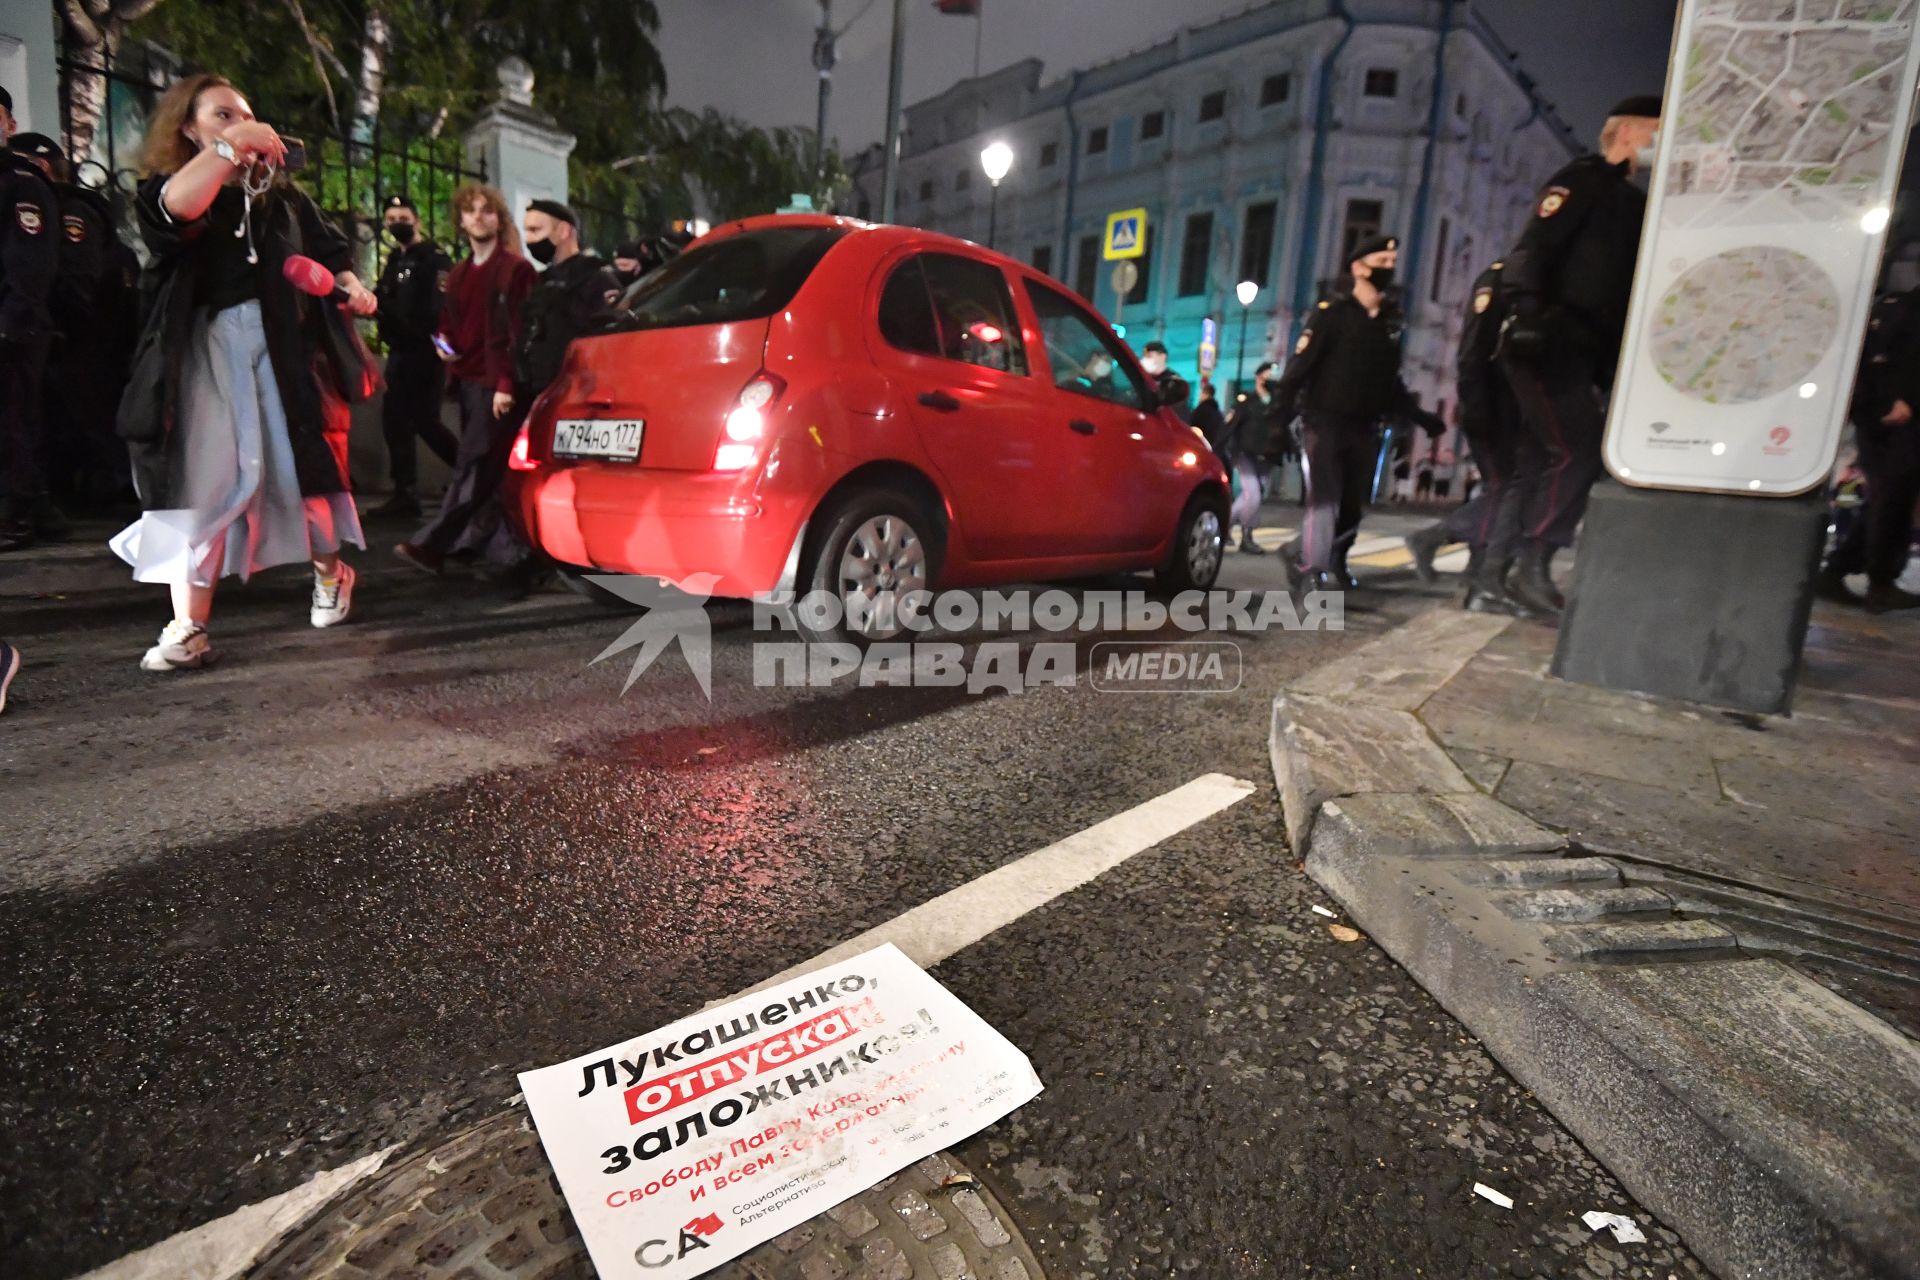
xmin=281 ymin=0 xmax=343 ymax=131
xmin=59 ymin=0 xmax=105 ymax=51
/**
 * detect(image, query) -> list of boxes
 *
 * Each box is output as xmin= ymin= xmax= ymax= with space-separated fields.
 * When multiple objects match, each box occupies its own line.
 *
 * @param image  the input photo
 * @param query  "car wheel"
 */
xmin=1155 ymin=492 xmax=1227 ymax=594
xmin=799 ymin=489 xmax=937 ymax=645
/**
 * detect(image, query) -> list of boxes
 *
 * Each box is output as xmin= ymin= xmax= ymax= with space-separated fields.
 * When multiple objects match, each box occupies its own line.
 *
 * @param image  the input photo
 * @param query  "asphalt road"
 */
xmin=0 ymin=509 xmax=1705 ymax=1279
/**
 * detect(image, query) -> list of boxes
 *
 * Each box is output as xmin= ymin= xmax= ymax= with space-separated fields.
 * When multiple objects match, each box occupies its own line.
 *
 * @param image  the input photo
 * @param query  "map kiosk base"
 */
xmin=1552 ymin=482 xmax=1827 ymax=716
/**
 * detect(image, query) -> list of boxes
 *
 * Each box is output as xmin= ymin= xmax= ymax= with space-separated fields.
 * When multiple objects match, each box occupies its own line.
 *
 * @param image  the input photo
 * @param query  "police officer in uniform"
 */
xmin=1271 ymin=235 xmax=1444 ymax=592
xmin=1405 ymin=261 xmax=1544 ymax=615
xmin=0 ymin=91 xmax=61 ymax=552
xmin=1497 ymin=94 xmax=1661 ymax=617
xmin=372 ymin=194 xmax=457 ymax=517
xmin=10 ymin=132 xmax=132 ymax=515
xmin=1816 ymin=282 xmax=1920 ymax=612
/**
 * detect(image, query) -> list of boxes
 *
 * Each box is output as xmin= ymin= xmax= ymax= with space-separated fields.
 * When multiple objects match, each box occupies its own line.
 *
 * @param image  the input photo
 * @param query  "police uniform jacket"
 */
xmin=50 ymin=182 xmax=117 ymax=320
xmin=1851 ymin=288 xmax=1920 ymax=426
xmin=118 ymin=174 xmax=356 ymax=510
xmin=0 ymin=150 xmax=59 ymax=341
xmin=1271 ymin=295 xmax=1418 ymax=429
xmin=1502 ymin=154 xmax=1647 ymax=366
xmin=513 ymin=252 xmax=622 ymax=395
xmin=375 ymin=237 xmax=452 ymax=352
xmin=1457 ymin=263 xmax=1511 ymax=421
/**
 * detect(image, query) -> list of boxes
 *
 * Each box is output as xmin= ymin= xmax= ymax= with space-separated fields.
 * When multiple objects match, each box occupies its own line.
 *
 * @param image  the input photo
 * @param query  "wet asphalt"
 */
xmin=0 ymin=511 xmax=1704 ymax=1279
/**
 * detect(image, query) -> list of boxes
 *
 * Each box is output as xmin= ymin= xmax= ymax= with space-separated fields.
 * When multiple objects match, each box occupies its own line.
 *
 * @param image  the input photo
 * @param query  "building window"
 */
xmin=1260 ymin=73 xmax=1291 ymax=107
xmin=1087 ymin=125 xmax=1109 ymax=155
xmin=1040 ymin=141 xmax=1059 ymax=167
xmin=1455 ymin=91 xmax=1468 ymax=118
xmin=1340 ymin=198 xmax=1384 ymax=265
xmin=1125 ymin=227 xmax=1155 ymax=306
xmin=918 ymin=179 xmax=933 ymax=201
xmin=1240 ymin=201 xmax=1278 ymax=288
xmin=1032 ymin=244 xmax=1054 ymax=277
xmin=1178 ymin=211 xmax=1214 ymax=297
xmin=1075 ymin=234 xmax=1100 ymax=300
xmin=1141 ymin=110 xmax=1166 ymax=140
xmin=1364 ymin=68 xmax=1399 ymax=99
xmin=955 ymin=169 xmax=971 ymax=191
xmin=1198 ymin=90 xmax=1227 ymax=123
xmin=1431 ymin=217 xmax=1450 ymax=302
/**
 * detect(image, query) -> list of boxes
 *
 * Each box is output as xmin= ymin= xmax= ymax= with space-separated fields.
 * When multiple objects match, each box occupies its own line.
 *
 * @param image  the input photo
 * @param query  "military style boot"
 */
xmin=1509 ymin=541 xmax=1565 ymax=616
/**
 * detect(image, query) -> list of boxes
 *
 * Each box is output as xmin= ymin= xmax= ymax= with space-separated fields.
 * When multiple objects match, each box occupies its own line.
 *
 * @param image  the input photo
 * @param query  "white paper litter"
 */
xmin=1472 ymin=1182 xmax=1514 ymax=1209
xmin=1311 ymin=905 xmax=1338 ymax=918
xmin=1582 ymin=1210 xmax=1647 ymax=1244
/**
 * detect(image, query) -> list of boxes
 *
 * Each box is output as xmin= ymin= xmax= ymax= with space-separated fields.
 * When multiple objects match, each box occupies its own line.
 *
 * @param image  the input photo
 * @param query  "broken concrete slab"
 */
xmin=1421 ymin=702 xmax=1721 ymax=794
xmin=1288 ymin=608 xmax=1511 ymax=711
xmin=1461 ymin=856 xmax=1623 ymax=889
xmin=1270 ymin=692 xmax=1471 ymax=851
xmin=1313 ymin=792 xmax=1565 ymax=861
xmin=1544 ymin=918 xmax=1737 ymax=961
xmin=1491 ymin=886 xmax=1672 ymax=922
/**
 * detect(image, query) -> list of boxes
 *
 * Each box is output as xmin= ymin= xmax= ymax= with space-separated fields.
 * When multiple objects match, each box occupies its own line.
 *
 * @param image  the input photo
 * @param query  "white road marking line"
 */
xmin=79 ymin=1146 xmax=399 ymax=1280
xmin=78 ymin=773 xmax=1254 ymax=1278
xmin=724 ymin=771 xmax=1257 ymax=1004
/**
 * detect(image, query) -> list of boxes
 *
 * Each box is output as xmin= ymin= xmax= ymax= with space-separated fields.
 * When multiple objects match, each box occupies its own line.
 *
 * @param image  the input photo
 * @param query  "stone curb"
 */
xmin=1274 ymin=607 xmax=1920 ymax=1280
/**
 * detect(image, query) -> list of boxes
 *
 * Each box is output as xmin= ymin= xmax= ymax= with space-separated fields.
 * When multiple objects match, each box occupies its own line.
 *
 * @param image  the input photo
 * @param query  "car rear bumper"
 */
xmin=514 ymin=464 xmax=807 ymax=599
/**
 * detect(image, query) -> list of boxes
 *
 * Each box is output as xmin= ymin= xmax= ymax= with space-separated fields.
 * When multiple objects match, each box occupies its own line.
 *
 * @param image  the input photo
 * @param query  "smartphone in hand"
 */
xmin=431 ymin=333 xmax=457 ymax=360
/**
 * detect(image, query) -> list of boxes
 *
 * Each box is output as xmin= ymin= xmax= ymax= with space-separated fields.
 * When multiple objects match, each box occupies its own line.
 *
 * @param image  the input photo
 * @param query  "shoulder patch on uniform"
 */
xmin=1295 ymin=330 xmax=1312 ymax=354
xmin=16 ymin=203 xmax=44 ymax=235
xmin=604 ymin=289 xmax=621 ymax=306
xmin=1316 ymin=300 xmax=1330 ymax=310
xmin=1538 ymin=186 xmax=1571 ymax=218
xmin=63 ymin=214 xmax=87 ymax=243
xmin=1490 ymin=260 xmax=1504 ymax=270
xmin=1473 ymin=287 xmax=1494 ymax=314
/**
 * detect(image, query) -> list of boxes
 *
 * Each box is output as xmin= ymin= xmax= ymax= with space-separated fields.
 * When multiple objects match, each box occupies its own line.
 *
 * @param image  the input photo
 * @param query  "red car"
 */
xmin=509 ymin=215 xmax=1229 ymax=639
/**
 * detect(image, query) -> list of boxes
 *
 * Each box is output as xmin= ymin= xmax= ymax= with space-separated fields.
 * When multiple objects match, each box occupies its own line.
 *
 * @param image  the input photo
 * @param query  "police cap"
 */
xmin=1349 ymin=234 xmax=1398 ymax=265
xmin=0 ymin=85 xmax=12 ymax=114
xmin=10 ymin=132 xmax=65 ymax=171
xmin=1608 ymin=95 xmax=1663 ymax=120
xmin=1143 ymin=340 xmax=1169 ymax=355
xmin=526 ymin=198 xmax=578 ymax=228
xmin=384 ymin=194 xmax=417 ymax=214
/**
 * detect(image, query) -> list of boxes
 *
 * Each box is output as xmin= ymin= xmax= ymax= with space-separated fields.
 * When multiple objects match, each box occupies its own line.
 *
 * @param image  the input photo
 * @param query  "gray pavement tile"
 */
xmin=1287 ymin=608 xmax=1511 ymax=711
xmin=1421 ymin=703 xmax=1720 ymax=795
xmin=1270 ymin=693 xmax=1471 ymax=849
xmin=1446 ymin=746 xmax=1514 ymax=794
xmin=1714 ymin=751 xmax=1919 ymax=839
xmin=1316 ymin=792 xmax=1565 ymax=860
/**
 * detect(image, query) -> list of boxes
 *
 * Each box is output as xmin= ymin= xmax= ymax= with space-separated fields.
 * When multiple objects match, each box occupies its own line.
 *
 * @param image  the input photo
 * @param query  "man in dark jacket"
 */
xmin=1406 ymin=261 xmax=1543 ymax=615
xmin=1271 ymin=236 xmax=1444 ymax=591
xmin=1816 ymin=284 xmax=1920 ymax=613
xmin=0 ymin=93 xmax=61 ymax=552
xmin=10 ymin=132 xmax=134 ymax=517
xmin=372 ymin=194 xmax=456 ymax=517
xmin=1224 ymin=361 xmax=1279 ymax=553
xmin=1498 ymin=94 xmax=1660 ymax=616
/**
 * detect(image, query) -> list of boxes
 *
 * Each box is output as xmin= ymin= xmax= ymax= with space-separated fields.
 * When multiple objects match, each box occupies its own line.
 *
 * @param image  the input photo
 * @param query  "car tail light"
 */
xmin=507 ymin=421 xmax=537 ymax=471
xmin=716 ymin=372 xmax=785 ymax=471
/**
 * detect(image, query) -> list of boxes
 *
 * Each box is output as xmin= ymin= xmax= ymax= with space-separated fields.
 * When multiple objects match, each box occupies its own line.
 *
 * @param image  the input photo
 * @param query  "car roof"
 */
xmin=702 ymin=213 xmax=1036 ymax=277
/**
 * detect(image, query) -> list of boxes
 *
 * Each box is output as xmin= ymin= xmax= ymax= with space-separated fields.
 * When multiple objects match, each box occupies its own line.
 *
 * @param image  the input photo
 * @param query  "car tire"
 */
xmin=1155 ymin=491 xmax=1228 ymax=595
xmin=797 ymin=488 xmax=939 ymax=646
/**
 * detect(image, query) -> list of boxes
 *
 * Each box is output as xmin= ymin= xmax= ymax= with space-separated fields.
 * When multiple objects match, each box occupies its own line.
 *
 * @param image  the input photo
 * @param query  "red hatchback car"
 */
xmin=510 ymin=215 xmax=1230 ymax=638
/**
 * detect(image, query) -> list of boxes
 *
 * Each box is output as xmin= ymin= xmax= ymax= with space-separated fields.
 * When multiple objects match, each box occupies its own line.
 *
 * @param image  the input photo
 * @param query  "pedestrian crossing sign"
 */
xmin=1103 ymin=208 xmax=1147 ymax=260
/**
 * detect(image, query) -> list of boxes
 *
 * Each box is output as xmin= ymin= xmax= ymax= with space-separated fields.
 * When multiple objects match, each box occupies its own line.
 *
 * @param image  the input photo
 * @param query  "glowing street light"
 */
xmin=981 ymin=140 xmax=1014 ymax=248
xmin=1235 ymin=280 xmax=1260 ymax=390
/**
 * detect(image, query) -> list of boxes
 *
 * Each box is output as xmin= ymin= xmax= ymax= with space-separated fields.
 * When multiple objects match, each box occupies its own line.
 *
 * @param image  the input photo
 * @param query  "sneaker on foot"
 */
xmin=311 ymin=562 xmax=356 ymax=628
xmin=141 ymin=620 xmax=214 ymax=672
xmin=1864 ymin=582 xmax=1920 ymax=614
xmin=393 ymin=541 xmax=445 ymax=576
xmin=0 ymin=640 xmax=18 ymax=713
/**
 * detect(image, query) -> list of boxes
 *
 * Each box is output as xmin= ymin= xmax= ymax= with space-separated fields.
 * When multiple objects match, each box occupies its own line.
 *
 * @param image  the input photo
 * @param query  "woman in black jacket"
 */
xmin=110 ymin=73 xmax=378 ymax=671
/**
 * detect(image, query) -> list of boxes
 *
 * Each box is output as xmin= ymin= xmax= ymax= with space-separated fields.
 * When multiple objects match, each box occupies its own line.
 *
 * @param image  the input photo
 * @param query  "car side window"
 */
xmin=878 ymin=258 xmax=942 ymax=356
xmin=919 ymin=253 xmax=1029 ymax=376
xmin=1023 ymin=280 xmax=1150 ymax=411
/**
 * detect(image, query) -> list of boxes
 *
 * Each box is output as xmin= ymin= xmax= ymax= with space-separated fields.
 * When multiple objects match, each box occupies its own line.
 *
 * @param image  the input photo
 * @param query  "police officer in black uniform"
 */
xmin=372 ymin=194 xmax=457 ymax=517
xmin=1498 ymin=94 xmax=1661 ymax=617
xmin=1405 ymin=261 xmax=1544 ymax=615
xmin=0 ymin=91 xmax=61 ymax=552
xmin=10 ymin=132 xmax=133 ymax=515
xmin=1816 ymin=282 xmax=1920 ymax=613
xmin=1270 ymin=234 xmax=1444 ymax=592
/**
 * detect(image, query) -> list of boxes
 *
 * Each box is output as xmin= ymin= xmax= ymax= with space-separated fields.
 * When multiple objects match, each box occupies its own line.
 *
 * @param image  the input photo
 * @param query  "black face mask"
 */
xmin=527 ymin=237 xmax=558 ymax=265
xmin=386 ymin=222 xmax=416 ymax=245
xmin=1367 ymin=266 xmax=1396 ymax=291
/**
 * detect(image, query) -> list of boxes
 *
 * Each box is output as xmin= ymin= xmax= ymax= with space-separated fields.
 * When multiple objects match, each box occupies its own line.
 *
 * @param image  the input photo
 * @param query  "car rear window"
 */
xmin=609 ymin=226 xmax=847 ymax=331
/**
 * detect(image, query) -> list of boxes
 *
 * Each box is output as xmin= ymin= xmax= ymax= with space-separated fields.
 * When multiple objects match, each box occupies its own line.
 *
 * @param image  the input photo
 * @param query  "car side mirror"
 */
xmin=1158 ymin=375 xmax=1190 ymax=409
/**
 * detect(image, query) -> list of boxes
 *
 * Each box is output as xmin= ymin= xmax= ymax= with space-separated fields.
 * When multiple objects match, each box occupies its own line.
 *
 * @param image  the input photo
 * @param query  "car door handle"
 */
xmin=1069 ymin=419 xmax=1097 ymax=435
xmin=918 ymin=390 xmax=961 ymax=412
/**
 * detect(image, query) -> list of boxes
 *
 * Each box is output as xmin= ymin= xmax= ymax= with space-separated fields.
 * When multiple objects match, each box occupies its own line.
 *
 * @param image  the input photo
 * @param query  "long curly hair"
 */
xmin=451 ymin=182 xmax=522 ymax=257
xmin=140 ymin=73 xmax=237 ymax=178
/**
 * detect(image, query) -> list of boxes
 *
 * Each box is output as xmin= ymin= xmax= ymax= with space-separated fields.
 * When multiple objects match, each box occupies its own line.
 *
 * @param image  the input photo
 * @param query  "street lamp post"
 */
xmin=1235 ymin=280 xmax=1259 ymax=394
xmin=980 ymin=141 xmax=1013 ymax=250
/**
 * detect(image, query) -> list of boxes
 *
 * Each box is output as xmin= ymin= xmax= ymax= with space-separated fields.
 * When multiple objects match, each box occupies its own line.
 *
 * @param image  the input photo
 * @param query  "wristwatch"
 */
xmin=212 ymin=138 xmax=241 ymax=167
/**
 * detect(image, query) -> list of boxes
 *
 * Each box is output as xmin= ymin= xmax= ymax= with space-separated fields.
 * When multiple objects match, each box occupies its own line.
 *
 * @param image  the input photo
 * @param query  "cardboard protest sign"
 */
xmin=519 ymin=944 xmax=1042 ymax=1278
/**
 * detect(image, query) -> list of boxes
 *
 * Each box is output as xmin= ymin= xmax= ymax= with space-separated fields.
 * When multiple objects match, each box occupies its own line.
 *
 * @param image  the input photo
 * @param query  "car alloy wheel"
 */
xmin=1186 ymin=507 xmax=1224 ymax=585
xmin=836 ymin=513 xmax=929 ymax=642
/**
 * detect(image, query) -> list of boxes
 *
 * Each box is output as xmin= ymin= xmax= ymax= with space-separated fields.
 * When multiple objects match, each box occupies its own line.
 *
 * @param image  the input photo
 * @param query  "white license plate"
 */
xmin=553 ymin=418 xmax=644 ymax=461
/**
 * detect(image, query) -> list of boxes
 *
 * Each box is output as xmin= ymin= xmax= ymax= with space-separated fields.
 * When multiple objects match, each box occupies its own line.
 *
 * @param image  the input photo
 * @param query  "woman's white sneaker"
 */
xmin=141 ymin=620 xmax=214 ymax=672
xmin=311 ymin=561 xmax=356 ymax=628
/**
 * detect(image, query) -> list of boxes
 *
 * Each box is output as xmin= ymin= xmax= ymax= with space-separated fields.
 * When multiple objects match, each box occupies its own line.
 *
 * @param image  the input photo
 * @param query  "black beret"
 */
xmin=526 ymin=198 xmax=578 ymax=227
xmin=1349 ymin=234 xmax=1399 ymax=264
xmin=615 ymin=241 xmax=645 ymax=259
xmin=10 ymin=132 xmax=63 ymax=169
xmin=0 ymin=85 xmax=12 ymax=113
xmin=384 ymin=194 xmax=417 ymax=213
xmin=1143 ymin=340 xmax=1169 ymax=354
xmin=1609 ymin=95 xmax=1664 ymax=120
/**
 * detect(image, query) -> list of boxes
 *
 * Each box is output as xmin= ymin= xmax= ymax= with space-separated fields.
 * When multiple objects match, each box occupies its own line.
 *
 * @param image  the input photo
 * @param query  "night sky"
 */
xmin=655 ymin=0 xmax=1684 ymax=153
